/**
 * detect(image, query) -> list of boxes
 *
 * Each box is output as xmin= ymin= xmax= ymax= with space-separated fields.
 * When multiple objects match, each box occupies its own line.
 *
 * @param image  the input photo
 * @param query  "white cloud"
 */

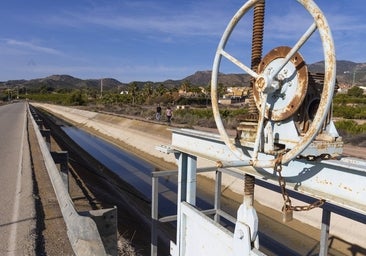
xmin=3 ymin=39 xmax=63 ymax=56
xmin=41 ymin=1 xmax=230 ymax=39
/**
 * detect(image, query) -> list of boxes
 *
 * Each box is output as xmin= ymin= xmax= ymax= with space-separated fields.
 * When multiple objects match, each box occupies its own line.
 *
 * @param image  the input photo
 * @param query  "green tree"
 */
xmin=155 ymin=84 xmax=167 ymax=96
xmin=218 ymin=83 xmax=226 ymax=98
xmin=181 ymin=80 xmax=191 ymax=93
xmin=141 ymin=83 xmax=153 ymax=103
xmin=190 ymin=86 xmax=202 ymax=94
xmin=127 ymin=82 xmax=139 ymax=105
xmin=67 ymin=90 xmax=85 ymax=105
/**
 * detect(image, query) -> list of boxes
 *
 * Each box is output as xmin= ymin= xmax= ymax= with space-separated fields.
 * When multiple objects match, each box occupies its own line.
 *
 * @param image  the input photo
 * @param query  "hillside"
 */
xmin=1 ymin=75 xmax=125 ymax=91
xmin=308 ymin=60 xmax=366 ymax=86
xmin=1 ymin=60 xmax=365 ymax=91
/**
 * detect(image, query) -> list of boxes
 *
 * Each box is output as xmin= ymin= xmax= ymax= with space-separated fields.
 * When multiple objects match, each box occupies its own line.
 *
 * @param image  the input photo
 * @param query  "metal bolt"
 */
xmin=237 ymin=230 xmax=244 ymax=240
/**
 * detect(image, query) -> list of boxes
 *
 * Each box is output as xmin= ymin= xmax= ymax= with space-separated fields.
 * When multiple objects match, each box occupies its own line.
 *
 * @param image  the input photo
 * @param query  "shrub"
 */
xmin=335 ymin=119 xmax=366 ymax=135
xmin=333 ymin=104 xmax=366 ymax=119
xmin=347 ymin=86 xmax=364 ymax=97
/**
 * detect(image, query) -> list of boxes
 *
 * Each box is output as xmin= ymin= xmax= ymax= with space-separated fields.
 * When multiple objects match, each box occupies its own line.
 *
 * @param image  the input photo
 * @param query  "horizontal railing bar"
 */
xmin=154 ymin=164 xmax=366 ymax=225
xmin=255 ymin=178 xmax=366 ymax=223
xmin=159 ymin=215 xmax=177 ymax=223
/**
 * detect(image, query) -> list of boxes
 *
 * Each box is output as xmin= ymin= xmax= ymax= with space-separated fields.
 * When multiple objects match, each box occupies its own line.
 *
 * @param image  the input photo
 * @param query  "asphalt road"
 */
xmin=0 ymin=102 xmax=35 ymax=255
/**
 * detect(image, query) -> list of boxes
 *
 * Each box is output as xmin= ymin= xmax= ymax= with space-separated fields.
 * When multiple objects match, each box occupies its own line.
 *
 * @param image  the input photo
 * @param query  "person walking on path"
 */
xmin=166 ymin=106 xmax=173 ymax=124
xmin=156 ymin=104 xmax=162 ymax=121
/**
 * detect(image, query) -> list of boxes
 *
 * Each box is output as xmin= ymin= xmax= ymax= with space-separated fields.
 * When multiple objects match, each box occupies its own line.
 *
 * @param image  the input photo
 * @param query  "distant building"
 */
xmin=223 ymin=86 xmax=249 ymax=101
xmin=337 ymin=82 xmax=352 ymax=93
xmin=178 ymin=86 xmax=206 ymax=97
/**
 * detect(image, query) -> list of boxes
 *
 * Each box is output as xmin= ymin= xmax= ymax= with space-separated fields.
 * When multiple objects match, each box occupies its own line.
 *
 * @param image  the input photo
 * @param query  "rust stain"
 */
xmin=315 ymin=176 xmax=332 ymax=186
xmin=338 ymin=183 xmax=353 ymax=192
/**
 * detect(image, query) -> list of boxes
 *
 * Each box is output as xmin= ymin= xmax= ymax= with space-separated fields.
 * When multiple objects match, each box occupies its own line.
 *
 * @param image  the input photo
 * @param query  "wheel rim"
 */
xmin=211 ymin=0 xmax=336 ymax=168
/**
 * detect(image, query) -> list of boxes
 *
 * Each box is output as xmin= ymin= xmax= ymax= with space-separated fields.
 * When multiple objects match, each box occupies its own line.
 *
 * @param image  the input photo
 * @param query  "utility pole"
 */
xmin=352 ymin=70 xmax=366 ymax=86
xmin=100 ymin=78 xmax=103 ymax=98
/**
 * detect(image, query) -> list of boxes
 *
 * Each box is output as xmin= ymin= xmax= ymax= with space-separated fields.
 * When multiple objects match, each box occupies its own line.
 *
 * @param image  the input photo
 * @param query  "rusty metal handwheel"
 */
xmin=211 ymin=0 xmax=336 ymax=168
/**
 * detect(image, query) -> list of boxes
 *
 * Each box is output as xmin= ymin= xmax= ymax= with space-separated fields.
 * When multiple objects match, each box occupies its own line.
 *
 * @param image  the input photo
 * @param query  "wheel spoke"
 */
xmin=252 ymin=93 xmax=268 ymax=162
xmin=220 ymin=49 xmax=258 ymax=78
xmin=270 ymin=22 xmax=318 ymax=81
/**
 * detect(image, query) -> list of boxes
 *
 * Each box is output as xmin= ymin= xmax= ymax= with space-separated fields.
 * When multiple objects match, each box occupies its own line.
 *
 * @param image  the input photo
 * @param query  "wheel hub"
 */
xmin=253 ymin=46 xmax=308 ymax=121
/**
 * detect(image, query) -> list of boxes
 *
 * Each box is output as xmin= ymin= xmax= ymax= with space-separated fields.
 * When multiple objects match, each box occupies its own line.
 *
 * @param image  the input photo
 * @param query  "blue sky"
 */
xmin=0 ymin=0 xmax=365 ymax=83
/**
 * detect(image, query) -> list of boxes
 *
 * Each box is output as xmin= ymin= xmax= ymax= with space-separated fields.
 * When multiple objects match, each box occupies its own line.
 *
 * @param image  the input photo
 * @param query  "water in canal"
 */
xmin=61 ymin=126 xmax=211 ymax=217
xmin=60 ymin=126 xmax=313 ymax=255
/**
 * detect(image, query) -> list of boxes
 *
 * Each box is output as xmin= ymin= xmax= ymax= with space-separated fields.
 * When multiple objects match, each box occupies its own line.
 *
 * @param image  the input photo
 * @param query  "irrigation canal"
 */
xmin=35 ymin=107 xmax=351 ymax=256
xmin=60 ymin=126 xmax=318 ymax=256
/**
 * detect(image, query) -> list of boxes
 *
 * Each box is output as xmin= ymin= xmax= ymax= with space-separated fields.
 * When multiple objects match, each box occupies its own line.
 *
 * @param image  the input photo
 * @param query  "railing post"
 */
xmin=151 ymin=172 xmax=159 ymax=256
xmin=186 ymin=154 xmax=197 ymax=205
xmin=175 ymin=152 xmax=187 ymax=256
xmin=319 ymin=209 xmax=331 ymax=256
xmin=214 ymin=170 xmax=222 ymax=223
xmin=174 ymin=151 xmax=197 ymax=255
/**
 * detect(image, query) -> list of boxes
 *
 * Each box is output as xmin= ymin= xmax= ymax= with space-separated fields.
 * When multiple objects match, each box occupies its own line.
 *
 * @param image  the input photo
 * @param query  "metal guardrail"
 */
xmin=28 ymin=104 xmax=117 ymax=256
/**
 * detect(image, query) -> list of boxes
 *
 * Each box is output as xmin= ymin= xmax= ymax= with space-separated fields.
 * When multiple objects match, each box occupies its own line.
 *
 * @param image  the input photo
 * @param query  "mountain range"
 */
xmin=1 ymin=60 xmax=365 ymax=91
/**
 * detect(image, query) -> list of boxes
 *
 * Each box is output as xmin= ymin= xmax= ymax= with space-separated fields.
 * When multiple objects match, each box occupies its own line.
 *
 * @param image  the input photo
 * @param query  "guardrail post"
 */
xmin=82 ymin=207 xmax=118 ymax=256
xmin=51 ymin=151 xmax=69 ymax=193
xmin=36 ymin=119 xmax=43 ymax=129
xmin=40 ymin=129 xmax=51 ymax=151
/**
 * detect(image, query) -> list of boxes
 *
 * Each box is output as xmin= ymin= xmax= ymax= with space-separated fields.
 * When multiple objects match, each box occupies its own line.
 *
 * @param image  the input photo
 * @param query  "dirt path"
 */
xmin=343 ymin=144 xmax=366 ymax=159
